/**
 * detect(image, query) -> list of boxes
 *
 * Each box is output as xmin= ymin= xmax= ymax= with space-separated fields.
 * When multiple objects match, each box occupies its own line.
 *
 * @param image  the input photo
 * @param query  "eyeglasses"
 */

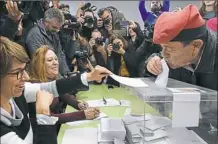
xmin=47 ymin=21 xmax=61 ymax=31
xmin=7 ymin=67 xmax=27 ymax=80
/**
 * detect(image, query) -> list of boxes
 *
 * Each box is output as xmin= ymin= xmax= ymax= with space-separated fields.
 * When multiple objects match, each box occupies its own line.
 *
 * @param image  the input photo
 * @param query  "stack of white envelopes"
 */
xmin=98 ymin=118 xmax=126 ymax=144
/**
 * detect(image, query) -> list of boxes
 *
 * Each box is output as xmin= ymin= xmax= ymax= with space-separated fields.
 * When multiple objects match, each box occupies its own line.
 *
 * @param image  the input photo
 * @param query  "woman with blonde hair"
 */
xmin=28 ymin=45 xmax=100 ymax=137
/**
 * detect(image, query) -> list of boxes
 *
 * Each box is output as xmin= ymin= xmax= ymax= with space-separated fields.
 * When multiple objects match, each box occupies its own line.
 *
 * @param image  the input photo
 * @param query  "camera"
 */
xmin=120 ymin=20 xmax=130 ymax=37
xmin=112 ymin=42 xmax=120 ymax=51
xmin=61 ymin=13 xmax=81 ymax=35
xmin=95 ymin=37 xmax=106 ymax=46
xmin=84 ymin=16 xmax=95 ymax=25
xmin=74 ymin=50 xmax=89 ymax=61
xmin=104 ymin=19 xmax=111 ymax=25
xmin=81 ymin=2 xmax=97 ymax=12
xmin=81 ymin=3 xmax=91 ymax=11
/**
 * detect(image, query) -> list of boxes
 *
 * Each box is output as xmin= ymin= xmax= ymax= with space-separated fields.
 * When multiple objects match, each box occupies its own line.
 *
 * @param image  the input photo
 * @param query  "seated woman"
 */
xmin=0 ymin=36 xmax=110 ymax=144
xmin=106 ymin=34 xmax=138 ymax=79
xmin=28 ymin=45 xmax=100 ymax=132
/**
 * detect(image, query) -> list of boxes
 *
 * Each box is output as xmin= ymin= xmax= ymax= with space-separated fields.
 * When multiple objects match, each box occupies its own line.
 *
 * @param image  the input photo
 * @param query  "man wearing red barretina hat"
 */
xmin=144 ymin=5 xmax=217 ymax=143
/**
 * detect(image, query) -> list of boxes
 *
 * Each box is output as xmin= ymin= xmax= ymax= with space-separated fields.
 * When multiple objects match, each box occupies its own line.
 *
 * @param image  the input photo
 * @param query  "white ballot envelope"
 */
xmin=155 ymin=59 xmax=169 ymax=88
xmin=110 ymin=74 xmax=148 ymax=87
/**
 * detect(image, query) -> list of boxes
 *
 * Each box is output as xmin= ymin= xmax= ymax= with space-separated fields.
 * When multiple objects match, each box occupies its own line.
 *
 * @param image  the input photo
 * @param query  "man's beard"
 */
xmin=151 ymin=5 xmax=161 ymax=13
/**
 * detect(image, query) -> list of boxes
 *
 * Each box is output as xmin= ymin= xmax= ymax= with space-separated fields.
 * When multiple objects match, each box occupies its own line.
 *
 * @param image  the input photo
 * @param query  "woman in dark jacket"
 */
xmin=106 ymin=33 xmax=138 ymax=78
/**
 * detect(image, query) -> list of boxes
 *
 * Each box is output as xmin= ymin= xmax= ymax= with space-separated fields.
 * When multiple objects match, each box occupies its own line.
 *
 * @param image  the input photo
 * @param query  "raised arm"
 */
xmin=138 ymin=0 xmax=149 ymax=22
xmin=162 ymin=0 xmax=170 ymax=12
xmin=24 ymin=66 xmax=112 ymax=103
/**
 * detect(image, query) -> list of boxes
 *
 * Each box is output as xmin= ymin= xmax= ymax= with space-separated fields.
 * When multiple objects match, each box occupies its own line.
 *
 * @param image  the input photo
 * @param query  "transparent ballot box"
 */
xmin=121 ymin=78 xmax=217 ymax=144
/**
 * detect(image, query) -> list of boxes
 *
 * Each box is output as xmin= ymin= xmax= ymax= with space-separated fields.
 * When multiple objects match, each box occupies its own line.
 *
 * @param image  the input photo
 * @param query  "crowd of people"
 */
xmin=0 ymin=0 xmax=217 ymax=144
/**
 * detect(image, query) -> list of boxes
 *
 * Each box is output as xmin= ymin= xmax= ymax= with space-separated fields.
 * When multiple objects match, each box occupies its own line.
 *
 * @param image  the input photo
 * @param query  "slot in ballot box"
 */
xmin=121 ymin=77 xmax=217 ymax=144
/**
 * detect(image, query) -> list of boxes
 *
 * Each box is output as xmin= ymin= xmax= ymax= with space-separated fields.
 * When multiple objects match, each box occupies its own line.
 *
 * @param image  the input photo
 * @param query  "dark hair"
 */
xmin=97 ymin=8 xmax=110 ymax=16
xmin=109 ymin=33 xmax=128 ymax=50
xmin=199 ymin=0 xmax=217 ymax=17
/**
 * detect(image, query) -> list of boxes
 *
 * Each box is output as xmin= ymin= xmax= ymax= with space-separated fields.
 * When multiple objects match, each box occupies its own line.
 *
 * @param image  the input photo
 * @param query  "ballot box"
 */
xmin=121 ymin=77 xmax=217 ymax=144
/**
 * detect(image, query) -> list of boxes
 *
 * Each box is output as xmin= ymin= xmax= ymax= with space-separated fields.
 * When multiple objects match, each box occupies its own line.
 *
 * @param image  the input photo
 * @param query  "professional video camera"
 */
xmin=112 ymin=42 xmax=120 ymax=51
xmin=61 ymin=13 xmax=82 ymax=36
xmin=95 ymin=37 xmax=106 ymax=46
xmin=81 ymin=2 xmax=97 ymax=12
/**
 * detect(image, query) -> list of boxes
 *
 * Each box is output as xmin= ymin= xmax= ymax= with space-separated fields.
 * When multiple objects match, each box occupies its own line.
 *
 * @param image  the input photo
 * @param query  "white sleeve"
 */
xmin=24 ymin=74 xmax=88 ymax=103
xmin=24 ymin=81 xmax=59 ymax=103
xmin=1 ymin=132 xmax=30 ymax=144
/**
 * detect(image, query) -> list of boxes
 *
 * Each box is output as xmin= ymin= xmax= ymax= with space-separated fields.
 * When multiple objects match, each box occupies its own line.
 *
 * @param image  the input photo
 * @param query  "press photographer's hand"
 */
xmin=97 ymin=18 xmax=104 ymax=28
xmin=6 ymin=1 xmax=23 ymax=22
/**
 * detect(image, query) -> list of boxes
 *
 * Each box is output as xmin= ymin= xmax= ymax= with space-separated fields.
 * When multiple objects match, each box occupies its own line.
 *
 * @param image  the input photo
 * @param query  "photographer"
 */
xmin=76 ymin=2 xmax=97 ymax=41
xmin=97 ymin=6 xmax=127 ymax=38
xmin=127 ymin=20 xmax=144 ymax=50
xmin=89 ymin=29 xmax=108 ymax=68
xmin=72 ymin=33 xmax=96 ymax=73
xmin=107 ymin=33 xmax=138 ymax=78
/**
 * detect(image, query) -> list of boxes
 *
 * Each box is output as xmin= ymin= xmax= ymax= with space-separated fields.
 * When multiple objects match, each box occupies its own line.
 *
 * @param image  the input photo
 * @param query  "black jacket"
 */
xmin=0 ymin=13 xmax=19 ymax=40
xmin=144 ymin=30 xmax=218 ymax=90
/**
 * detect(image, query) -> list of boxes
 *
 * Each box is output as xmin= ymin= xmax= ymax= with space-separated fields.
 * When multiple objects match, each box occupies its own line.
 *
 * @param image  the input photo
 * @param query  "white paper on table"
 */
xmin=155 ymin=59 xmax=169 ymax=88
xmin=61 ymin=128 xmax=97 ymax=144
xmin=66 ymin=112 xmax=107 ymax=126
xmin=168 ymin=87 xmax=206 ymax=93
xmin=95 ymin=112 xmax=108 ymax=120
xmin=87 ymin=98 xmax=120 ymax=107
xmin=66 ymin=120 xmax=92 ymax=126
xmin=124 ymin=108 xmax=132 ymax=116
xmin=172 ymin=92 xmax=200 ymax=127
xmin=122 ymin=114 xmax=153 ymax=125
xmin=143 ymin=129 xmax=167 ymax=142
xmin=110 ymin=74 xmax=148 ymax=87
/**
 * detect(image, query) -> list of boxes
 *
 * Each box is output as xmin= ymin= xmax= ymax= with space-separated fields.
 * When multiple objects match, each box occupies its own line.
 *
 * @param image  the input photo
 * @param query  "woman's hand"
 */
xmin=36 ymin=91 xmax=54 ymax=115
xmin=107 ymin=44 xmax=113 ymax=56
xmin=78 ymin=101 xmax=89 ymax=110
xmin=116 ymin=47 xmax=126 ymax=55
xmin=84 ymin=108 xmax=100 ymax=120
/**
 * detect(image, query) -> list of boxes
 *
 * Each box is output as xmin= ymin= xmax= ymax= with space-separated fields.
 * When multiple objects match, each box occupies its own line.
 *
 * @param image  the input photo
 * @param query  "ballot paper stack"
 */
xmin=123 ymin=115 xmax=172 ymax=144
xmin=98 ymin=118 xmax=126 ymax=144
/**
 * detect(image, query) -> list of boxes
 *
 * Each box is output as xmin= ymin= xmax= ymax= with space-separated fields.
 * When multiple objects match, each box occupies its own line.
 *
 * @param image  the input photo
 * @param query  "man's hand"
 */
xmin=89 ymin=38 xmax=96 ymax=48
xmin=36 ymin=91 xmax=54 ymax=115
xmin=77 ymin=16 xmax=85 ymax=24
xmin=6 ymin=1 xmax=23 ymax=22
xmin=78 ymin=101 xmax=89 ymax=110
xmin=146 ymin=56 xmax=163 ymax=75
xmin=97 ymin=18 xmax=104 ymax=28
xmin=84 ymin=108 xmax=100 ymax=120
xmin=105 ymin=24 xmax=113 ymax=34
xmin=86 ymin=65 xmax=112 ymax=82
